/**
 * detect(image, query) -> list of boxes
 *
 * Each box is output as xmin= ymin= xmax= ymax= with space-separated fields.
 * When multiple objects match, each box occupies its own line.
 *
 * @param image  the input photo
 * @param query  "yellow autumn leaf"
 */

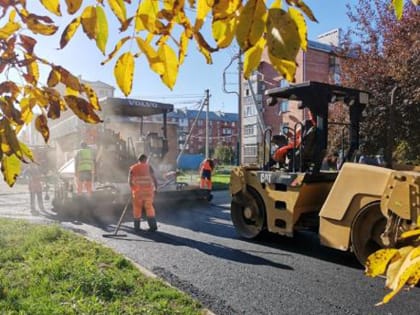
xmin=268 ymin=51 xmax=296 ymax=82
xmin=0 ymin=118 xmax=23 ymax=158
xmin=81 ymin=83 xmax=100 ymax=110
xmin=1 ymin=153 xmax=21 ymax=187
xmin=412 ymin=0 xmax=420 ymax=5
xmin=401 ymin=228 xmax=420 ymax=239
xmin=65 ymin=0 xmax=82 ymax=14
xmin=135 ymin=0 xmax=158 ymax=33
xmin=271 ymin=0 xmax=282 ymax=9
xmin=243 ymin=36 xmax=266 ymax=79
xmin=25 ymin=15 xmax=58 ymax=36
xmin=285 ymin=0 xmax=318 ymax=22
xmin=60 ymin=17 xmax=81 ymax=49
xmin=392 ymin=0 xmax=404 ymax=20
xmin=212 ymin=16 xmax=238 ymax=49
xmin=194 ymin=0 xmax=212 ymax=32
xmin=135 ymin=37 xmax=164 ymax=75
xmin=58 ymin=67 xmax=82 ymax=92
xmin=179 ymin=30 xmax=190 ymax=65
xmin=158 ymin=43 xmax=178 ymax=90
xmin=0 ymin=11 xmax=20 ymax=40
xmin=212 ymin=0 xmax=240 ymax=20
xmin=236 ymin=0 xmax=267 ymax=51
xmin=114 ymin=52 xmax=135 ymax=96
xmin=65 ymin=86 xmax=79 ymax=97
xmin=47 ymin=67 xmax=61 ymax=87
xmin=267 ymin=8 xmax=301 ymax=62
xmin=64 ymin=95 xmax=102 ymax=123
xmin=288 ymin=7 xmax=307 ymax=51
xmin=101 ymin=36 xmax=130 ymax=65
xmin=108 ymin=0 xmax=127 ymax=25
xmin=194 ymin=31 xmax=216 ymax=64
xmin=19 ymin=98 xmax=34 ymax=125
xmin=19 ymin=141 xmax=34 ymax=162
xmin=365 ymin=248 xmax=399 ymax=277
xmin=24 ymin=53 xmax=39 ymax=84
xmin=379 ymin=253 xmax=420 ymax=305
xmin=40 ymin=0 xmax=62 ymax=16
xmin=81 ymin=6 xmax=97 ymax=40
xmin=95 ymin=5 xmax=108 ymax=54
xmin=35 ymin=114 xmax=50 ymax=143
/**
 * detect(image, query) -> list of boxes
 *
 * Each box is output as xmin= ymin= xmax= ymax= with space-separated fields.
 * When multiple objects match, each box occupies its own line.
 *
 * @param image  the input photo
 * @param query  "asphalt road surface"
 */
xmin=1 ymin=185 xmax=419 ymax=315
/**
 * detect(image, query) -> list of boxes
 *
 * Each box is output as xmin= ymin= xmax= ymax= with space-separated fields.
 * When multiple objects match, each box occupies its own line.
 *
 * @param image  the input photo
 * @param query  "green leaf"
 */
xmin=95 ymin=5 xmax=108 ymax=54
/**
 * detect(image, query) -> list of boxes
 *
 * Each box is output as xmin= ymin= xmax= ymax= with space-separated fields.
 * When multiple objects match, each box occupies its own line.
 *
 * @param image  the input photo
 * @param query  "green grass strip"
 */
xmin=0 ymin=218 xmax=205 ymax=315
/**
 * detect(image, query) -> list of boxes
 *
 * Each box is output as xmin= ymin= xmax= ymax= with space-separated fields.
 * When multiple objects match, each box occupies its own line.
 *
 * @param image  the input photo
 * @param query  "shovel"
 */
xmin=102 ymin=195 xmax=131 ymax=238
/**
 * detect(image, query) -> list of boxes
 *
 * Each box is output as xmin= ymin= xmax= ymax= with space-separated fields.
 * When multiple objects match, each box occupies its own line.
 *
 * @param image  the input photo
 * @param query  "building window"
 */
xmin=279 ymin=100 xmax=289 ymax=114
xmin=222 ymin=128 xmax=232 ymax=135
xmin=244 ymin=105 xmax=256 ymax=117
xmin=244 ymin=145 xmax=257 ymax=157
xmin=244 ymin=124 xmax=256 ymax=136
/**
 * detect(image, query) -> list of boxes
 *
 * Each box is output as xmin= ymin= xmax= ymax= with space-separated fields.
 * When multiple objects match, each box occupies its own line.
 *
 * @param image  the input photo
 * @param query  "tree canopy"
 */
xmin=339 ymin=0 xmax=419 ymax=164
xmin=0 ymin=0 xmax=417 ymax=185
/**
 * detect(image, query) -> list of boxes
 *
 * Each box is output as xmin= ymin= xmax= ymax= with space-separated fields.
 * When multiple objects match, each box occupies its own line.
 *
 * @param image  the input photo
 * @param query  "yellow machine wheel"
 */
xmin=351 ymin=201 xmax=387 ymax=265
xmin=231 ymin=187 xmax=266 ymax=239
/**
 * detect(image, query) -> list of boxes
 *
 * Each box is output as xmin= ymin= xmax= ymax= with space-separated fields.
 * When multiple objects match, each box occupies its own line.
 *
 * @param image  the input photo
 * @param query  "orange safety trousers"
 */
xmin=76 ymin=171 xmax=93 ymax=196
xmin=131 ymin=189 xmax=155 ymax=219
xmin=130 ymin=162 xmax=156 ymax=219
xmin=200 ymin=160 xmax=212 ymax=190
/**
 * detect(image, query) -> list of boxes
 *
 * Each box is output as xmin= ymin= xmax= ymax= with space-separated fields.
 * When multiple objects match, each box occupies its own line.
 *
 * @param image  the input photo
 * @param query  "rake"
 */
xmin=102 ymin=195 xmax=131 ymax=238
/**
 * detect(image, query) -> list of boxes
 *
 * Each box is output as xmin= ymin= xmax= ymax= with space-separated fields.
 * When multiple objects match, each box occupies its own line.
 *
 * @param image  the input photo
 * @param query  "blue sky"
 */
xmin=30 ymin=1 xmax=357 ymax=114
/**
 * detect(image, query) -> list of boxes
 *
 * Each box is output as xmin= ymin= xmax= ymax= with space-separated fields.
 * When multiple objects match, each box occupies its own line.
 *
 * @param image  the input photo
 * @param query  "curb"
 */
xmin=88 ymin=234 xmax=216 ymax=315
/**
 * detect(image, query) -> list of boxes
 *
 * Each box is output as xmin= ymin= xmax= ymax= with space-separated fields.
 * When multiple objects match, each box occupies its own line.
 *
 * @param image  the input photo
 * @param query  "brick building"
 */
xmin=240 ymin=30 xmax=342 ymax=164
xmin=166 ymin=108 xmax=239 ymax=157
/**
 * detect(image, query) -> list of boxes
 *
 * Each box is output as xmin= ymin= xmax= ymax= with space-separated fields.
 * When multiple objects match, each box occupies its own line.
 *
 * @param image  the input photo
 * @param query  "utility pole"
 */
xmin=222 ymin=50 xmax=242 ymax=165
xmin=385 ymin=85 xmax=399 ymax=168
xmin=205 ymin=89 xmax=210 ymax=159
xmin=237 ymin=52 xmax=243 ymax=165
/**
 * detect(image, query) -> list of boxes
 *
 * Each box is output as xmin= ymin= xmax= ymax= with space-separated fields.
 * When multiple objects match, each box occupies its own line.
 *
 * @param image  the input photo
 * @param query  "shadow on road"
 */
xmin=110 ymin=227 xmax=294 ymax=271
xmin=46 ymin=198 xmax=361 ymax=270
xmin=251 ymin=231 xmax=362 ymax=269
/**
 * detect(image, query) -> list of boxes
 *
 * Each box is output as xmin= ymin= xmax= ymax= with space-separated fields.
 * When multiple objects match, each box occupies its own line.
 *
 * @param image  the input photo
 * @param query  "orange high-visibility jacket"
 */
xmin=129 ymin=162 xmax=155 ymax=192
xmin=201 ymin=159 xmax=213 ymax=171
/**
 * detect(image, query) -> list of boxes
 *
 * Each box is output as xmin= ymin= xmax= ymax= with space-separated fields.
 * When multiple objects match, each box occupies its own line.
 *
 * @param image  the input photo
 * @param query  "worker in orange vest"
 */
xmin=128 ymin=154 xmax=158 ymax=232
xmin=199 ymin=158 xmax=214 ymax=191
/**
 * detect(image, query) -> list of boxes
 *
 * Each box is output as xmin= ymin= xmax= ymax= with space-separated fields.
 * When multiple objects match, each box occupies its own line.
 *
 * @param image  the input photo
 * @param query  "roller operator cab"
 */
xmin=230 ymin=81 xmax=420 ymax=265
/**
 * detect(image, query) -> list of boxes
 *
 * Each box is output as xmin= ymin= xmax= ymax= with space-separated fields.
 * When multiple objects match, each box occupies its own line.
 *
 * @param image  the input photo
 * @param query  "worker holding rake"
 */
xmin=128 ymin=154 xmax=158 ymax=232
